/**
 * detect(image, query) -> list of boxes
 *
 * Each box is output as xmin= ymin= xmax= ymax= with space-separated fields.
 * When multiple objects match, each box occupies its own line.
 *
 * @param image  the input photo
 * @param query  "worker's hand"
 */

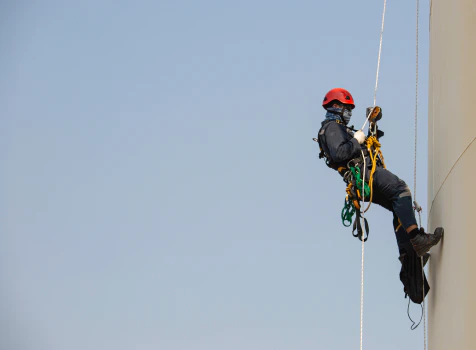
xmin=353 ymin=130 xmax=366 ymax=144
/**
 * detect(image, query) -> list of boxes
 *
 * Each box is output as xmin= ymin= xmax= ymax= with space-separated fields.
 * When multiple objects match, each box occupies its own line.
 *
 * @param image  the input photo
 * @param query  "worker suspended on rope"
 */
xmin=315 ymin=88 xmax=443 ymax=259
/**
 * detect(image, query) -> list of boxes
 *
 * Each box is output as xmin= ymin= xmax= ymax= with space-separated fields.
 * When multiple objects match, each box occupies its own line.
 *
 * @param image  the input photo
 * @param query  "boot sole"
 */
xmin=435 ymin=227 xmax=444 ymax=238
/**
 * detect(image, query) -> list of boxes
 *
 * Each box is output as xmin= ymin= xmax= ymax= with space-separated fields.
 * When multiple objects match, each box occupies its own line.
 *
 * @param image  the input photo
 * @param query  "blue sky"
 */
xmin=2 ymin=1 xmax=431 ymax=349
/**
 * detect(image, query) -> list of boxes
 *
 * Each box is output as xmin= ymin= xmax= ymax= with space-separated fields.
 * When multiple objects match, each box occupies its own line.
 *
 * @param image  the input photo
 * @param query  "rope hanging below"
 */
xmin=360 ymin=1 xmax=387 ymax=349
xmin=412 ymin=0 xmax=428 ymax=347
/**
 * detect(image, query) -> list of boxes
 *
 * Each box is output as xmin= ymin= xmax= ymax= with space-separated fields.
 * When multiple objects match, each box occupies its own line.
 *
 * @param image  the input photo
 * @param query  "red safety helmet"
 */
xmin=322 ymin=88 xmax=355 ymax=110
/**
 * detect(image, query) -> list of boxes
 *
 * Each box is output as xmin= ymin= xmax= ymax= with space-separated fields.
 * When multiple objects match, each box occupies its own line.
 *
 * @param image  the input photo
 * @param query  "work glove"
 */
xmin=353 ymin=130 xmax=366 ymax=144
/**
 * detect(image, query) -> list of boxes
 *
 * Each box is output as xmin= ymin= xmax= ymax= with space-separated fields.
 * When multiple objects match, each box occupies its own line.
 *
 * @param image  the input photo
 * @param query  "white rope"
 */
xmin=413 ymin=0 xmax=427 ymax=348
xmin=414 ymin=0 xmax=419 ymax=202
xmin=374 ymin=0 xmax=387 ymax=107
xmin=360 ymin=221 xmax=365 ymax=350
xmin=360 ymin=150 xmax=367 ymax=350
xmin=361 ymin=0 xmax=387 ymax=131
xmin=421 ymin=256 xmax=427 ymax=350
xmin=359 ymin=2 xmax=387 ymax=349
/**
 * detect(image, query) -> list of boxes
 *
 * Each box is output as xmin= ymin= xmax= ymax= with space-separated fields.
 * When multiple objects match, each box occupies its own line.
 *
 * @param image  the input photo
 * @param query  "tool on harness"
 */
xmin=342 ymin=162 xmax=371 ymax=241
xmin=367 ymin=106 xmax=384 ymax=139
xmin=353 ymin=209 xmax=369 ymax=242
xmin=341 ymin=191 xmax=369 ymax=242
xmin=349 ymin=166 xmax=371 ymax=199
xmin=366 ymin=106 xmax=382 ymax=123
xmin=342 ymin=196 xmax=355 ymax=227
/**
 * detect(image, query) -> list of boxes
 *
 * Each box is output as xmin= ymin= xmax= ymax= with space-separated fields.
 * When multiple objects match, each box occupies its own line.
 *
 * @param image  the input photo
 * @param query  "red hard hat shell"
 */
xmin=322 ymin=88 xmax=355 ymax=109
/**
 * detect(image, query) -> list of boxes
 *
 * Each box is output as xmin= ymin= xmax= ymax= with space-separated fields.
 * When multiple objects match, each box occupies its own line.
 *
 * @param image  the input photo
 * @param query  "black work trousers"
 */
xmin=362 ymin=165 xmax=418 ymax=253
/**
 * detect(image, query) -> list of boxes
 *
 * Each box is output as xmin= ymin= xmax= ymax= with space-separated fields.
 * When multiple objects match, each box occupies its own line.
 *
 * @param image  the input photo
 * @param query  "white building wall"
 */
xmin=428 ymin=1 xmax=476 ymax=349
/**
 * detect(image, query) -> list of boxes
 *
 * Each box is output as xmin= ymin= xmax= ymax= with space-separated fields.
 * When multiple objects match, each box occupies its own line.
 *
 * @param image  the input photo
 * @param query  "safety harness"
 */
xmin=313 ymin=107 xmax=385 ymax=242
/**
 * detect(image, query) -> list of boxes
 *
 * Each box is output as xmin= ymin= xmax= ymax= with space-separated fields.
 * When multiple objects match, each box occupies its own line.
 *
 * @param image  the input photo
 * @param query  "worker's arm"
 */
xmin=325 ymin=123 xmax=363 ymax=163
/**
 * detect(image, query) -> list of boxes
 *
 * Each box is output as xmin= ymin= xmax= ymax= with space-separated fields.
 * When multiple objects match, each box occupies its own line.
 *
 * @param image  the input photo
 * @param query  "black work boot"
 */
xmin=410 ymin=227 xmax=444 ymax=257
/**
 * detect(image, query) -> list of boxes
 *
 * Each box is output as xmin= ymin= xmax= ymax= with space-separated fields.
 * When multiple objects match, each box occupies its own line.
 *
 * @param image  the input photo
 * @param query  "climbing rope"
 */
xmin=374 ymin=0 xmax=387 ymax=107
xmin=360 ymin=150 xmax=367 ymax=350
xmin=362 ymin=136 xmax=386 ymax=213
xmin=414 ymin=0 xmax=420 ymax=202
xmin=360 ymin=2 xmax=387 ymax=349
xmin=362 ymin=0 xmax=387 ymax=132
xmin=413 ymin=0 xmax=427 ymax=348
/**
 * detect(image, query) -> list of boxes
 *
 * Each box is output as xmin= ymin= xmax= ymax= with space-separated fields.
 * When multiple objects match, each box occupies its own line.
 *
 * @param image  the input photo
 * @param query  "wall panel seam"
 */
xmin=429 ymin=137 xmax=476 ymax=217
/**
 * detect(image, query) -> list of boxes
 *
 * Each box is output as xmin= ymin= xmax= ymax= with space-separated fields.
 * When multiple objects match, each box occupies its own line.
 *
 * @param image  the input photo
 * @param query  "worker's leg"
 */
xmin=369 ymin=183 xmax=409 ymax=254
xmin=392 ymin=212 xmax=410 ymax=254
xmin=371 ymin=166 xmax=443 ymax=256
xmin=370 ymin=167 xmax=417 ymax=231
xmin=370 ymin=183 xmax=432 ymax=265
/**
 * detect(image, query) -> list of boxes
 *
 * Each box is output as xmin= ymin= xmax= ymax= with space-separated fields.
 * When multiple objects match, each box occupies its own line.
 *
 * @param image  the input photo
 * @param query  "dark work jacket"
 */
xmin=317 ymin=120 xmax=368 ymax=175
